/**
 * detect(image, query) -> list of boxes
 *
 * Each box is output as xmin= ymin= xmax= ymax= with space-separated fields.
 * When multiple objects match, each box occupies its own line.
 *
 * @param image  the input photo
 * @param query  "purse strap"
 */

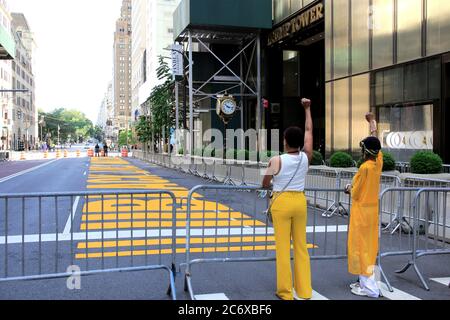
xmin=268 ymin=151 xmax=305 ymax=211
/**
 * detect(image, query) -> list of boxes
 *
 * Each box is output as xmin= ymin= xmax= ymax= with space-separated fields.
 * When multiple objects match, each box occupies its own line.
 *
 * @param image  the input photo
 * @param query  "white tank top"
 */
xmin=272 ymin=153 xmax=309 ymax=192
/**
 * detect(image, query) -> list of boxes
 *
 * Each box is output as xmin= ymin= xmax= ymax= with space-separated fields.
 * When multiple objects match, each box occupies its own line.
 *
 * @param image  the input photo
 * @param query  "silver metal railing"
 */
xmin=182 ymin=185 xmax=351 ymax=300
xmin=0 ymin=190 xmax=179 ymax=300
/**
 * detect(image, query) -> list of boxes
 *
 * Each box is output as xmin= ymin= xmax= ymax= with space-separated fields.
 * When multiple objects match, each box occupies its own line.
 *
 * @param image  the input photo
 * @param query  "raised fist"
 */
xmin=301 ymin=98 xmax=311 ymax=109
xmin=365 ymin=112 xmax=375 ymax=123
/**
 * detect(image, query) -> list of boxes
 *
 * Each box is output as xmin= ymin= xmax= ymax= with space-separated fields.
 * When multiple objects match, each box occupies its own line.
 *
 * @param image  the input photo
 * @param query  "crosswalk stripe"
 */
xmin=379 ymin=283 xmax=421 ymax=300
xmin=430 ymin=277 xmax=450 ymax=286
xmin=310 ymin=291 xmax=329 ymax=300
xmin=195 ymin=293 xmax=230 ymax=300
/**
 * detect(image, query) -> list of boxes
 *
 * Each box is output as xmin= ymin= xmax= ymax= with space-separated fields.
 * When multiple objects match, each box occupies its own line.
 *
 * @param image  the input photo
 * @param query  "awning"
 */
xmin=173 ymin=0 xmax=272 ymax=41
xmin=0 ymin=24 xmax=14 ymax=60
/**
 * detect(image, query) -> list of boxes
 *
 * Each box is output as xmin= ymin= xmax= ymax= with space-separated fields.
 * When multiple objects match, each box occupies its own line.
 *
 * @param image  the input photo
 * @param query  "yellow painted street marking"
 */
xmin=82 ymin=211 xmax=249 ymax=221
xmin=77 ymin=236 xmax=277 ymax=249
xmin=77 ymin=157 xmax=274 ymax=259
xmin=80 ymin=219 xmax=265 ymax=230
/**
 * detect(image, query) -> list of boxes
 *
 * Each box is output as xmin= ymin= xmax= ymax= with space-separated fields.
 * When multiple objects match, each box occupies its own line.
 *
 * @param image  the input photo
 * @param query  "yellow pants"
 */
xmin=271 ymin=192 xmax=312 ymax=300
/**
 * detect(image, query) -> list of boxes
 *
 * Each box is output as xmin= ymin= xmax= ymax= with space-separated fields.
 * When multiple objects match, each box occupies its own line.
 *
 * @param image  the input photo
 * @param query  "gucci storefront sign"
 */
xmin=268 ymin=2 xmax=324 ymax=46
xmin=382 ymin=131 xmax=433 ymax=150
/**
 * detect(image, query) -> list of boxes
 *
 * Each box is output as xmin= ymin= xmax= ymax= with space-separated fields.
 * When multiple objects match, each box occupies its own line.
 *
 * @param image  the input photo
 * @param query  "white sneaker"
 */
xmin=351 ymin=286 xmax=380 ymax=298
xmin=349 ymin=282 xmax=360 ymax=290
xmin=351 ymin=286 xmax=369 ymax=297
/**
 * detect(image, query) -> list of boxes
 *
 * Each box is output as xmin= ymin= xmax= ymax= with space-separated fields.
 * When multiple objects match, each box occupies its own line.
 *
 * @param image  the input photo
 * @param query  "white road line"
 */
xmin=195 ymin=293 xmax=229 ymax=300
xmin=0 ymin=225 xmax=348 ymax=244
xmin=379 ymin=283 xmax=421 ymax=300
xmin=430 ymin=277 xmax=450 ymax=286
xmin=311 ymin=291 xmax=329 ymax=300
xmin=62 ymin=196 xmax=81 ymax=235
xmin=0 ymin=159 xmax=59 ymax=184
xmin=294 ymin=289 xmax=329 ymax=300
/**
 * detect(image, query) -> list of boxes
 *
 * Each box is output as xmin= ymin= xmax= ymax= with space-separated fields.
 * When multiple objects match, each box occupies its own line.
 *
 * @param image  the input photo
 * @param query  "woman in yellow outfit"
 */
xmin=346 ymin=113 xmax=383 ymax=298
xmin=263 ymin=98 xmax=313 ymax=300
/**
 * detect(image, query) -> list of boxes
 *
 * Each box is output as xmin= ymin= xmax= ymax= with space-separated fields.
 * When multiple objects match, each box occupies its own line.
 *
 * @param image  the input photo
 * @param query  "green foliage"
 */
xmin=194 ymin=148 xmax=204 ymax=156
xmin=382 ymin=152 xmax=396 ymax=172
xmin=203 ymin=146 xmax=215 ymax=158
xmin=237 ymin=149 xmax=250 ymax=161
xmin=357 ymin=152 xmax=397 ymax=172
xmin=118 ymin=130 xmax=136 ymax=147
xmin=249 ymin=151 xmax=259 ymax=162
xmin=226 ymin=149 xmax=237 ymax=160
xmin=410 ymin=151 xmax=443 ymax=174
xmin=39 ymin=108 xmax=94 ymax=143
xmin=135 ymin=116 xmax=153 ymax=143
xmin=147 ymin=56 xmax=175 ymax=147
xmin=92 ymin=125 xmax=104 ymax=143
xmin=311 ymin=151 xmax=324 ymax=166
xmin=357 ymin=158 xmax=364 ymax=169
xmin=330 ymin=152 xmax=354 ymax=168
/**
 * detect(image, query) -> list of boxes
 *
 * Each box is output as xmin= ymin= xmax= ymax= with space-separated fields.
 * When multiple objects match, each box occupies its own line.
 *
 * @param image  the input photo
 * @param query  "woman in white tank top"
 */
xmin=262 ymin=98 xmax=314 ymax=300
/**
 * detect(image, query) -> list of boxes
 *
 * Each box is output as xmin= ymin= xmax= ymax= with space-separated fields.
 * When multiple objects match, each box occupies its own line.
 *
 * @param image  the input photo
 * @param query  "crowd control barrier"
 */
xmin=0 ymin=190 xmax=178 ymax=300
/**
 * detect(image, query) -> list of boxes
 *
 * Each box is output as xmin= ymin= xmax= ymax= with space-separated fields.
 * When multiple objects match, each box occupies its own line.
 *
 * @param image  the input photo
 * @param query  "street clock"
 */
xmin=216 ymin=94 xmax=237 ymax=124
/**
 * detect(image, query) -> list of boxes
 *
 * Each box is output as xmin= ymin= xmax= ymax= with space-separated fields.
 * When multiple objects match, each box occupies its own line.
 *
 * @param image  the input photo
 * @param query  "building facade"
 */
xmin=131 ymin=0 xmax=180 ymax=123
xmin=11 ymin=12 xmax=36 ymax=151
xmin=113 ymin=0 xmax=132 ymax=142
xmin=0 ymin=0 xmax=13 ymax=151
xmin=267 ymin=0 xmax=450 ymax=163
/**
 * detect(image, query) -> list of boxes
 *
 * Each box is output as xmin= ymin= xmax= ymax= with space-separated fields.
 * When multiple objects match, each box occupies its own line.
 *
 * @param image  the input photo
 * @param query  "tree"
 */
xmin=39 ymin=108 xmax=94 ymax=144
xmin=118 ymin=130 xmax=136 ymax=147
xmin=147 ymin=56 xmax=176 ymax=148
xmin=93 ymin=125 xmax=105 ymax=142
xmin=135 ymin=116 xmax=153 ymax=143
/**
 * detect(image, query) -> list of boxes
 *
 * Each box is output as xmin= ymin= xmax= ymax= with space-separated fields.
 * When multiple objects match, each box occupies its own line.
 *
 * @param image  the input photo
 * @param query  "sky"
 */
xmin=9 ymin=0 xmax=123 ymax=123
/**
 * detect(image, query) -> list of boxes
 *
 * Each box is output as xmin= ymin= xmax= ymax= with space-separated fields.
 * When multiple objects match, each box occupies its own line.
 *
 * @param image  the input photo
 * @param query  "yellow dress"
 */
xmin=348 ymin=152 xmax=383 ymax=277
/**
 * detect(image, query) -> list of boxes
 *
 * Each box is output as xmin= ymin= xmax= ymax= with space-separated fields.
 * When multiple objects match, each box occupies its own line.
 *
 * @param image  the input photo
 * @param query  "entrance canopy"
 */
xmin=0 ymin=24 xmax=15 ymax=60
xmin=173 ymin=0 xmax=272 ymax=41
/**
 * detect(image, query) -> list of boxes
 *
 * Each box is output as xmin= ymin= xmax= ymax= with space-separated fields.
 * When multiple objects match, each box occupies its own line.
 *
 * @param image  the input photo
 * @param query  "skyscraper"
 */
xmin=113 ymin=0 xmax=132 ymax=144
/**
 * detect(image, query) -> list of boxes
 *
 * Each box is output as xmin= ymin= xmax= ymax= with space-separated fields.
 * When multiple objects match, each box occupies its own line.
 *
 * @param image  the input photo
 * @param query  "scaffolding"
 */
xmin=174 ymin=28 xmax=264 ymax=154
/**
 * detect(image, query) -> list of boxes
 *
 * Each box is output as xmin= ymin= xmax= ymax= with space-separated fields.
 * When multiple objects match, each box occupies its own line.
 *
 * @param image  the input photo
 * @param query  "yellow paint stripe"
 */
xmin=75 ymin=246 xmax=277 ymax=259
xmin=80 ymin=219 xmax=266 ymax=230
xmin=81 ymin=212 xmax=248 ymax=221
xmin=77 ymin=236 xmax=277 ymax=249
xmin=75 ymin=243 xmax=318 ymax=259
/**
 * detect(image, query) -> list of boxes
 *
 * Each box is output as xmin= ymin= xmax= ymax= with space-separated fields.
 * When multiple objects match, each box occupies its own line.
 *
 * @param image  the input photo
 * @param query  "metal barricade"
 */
xmin=305 ymin=168 xmax=345 ymax=219
xmin=182 ymin=185 xmax=350 ymax=300
xmin=377 ymin=187 xmax=421 ymax=292
xmin=393 ymin=188 xmax=450 ymax=291
xmin=229 ymin=163 xmax=245 ymax=186
xmin=213 ymin=163 xmax=230 ymax=183
xmin=0 ymin=190 xmax=178 ymax=300
xmin=402 ymin=176 xmax=450 ymax=188
xmin=242 ymin=163 xmax=265 ymax=187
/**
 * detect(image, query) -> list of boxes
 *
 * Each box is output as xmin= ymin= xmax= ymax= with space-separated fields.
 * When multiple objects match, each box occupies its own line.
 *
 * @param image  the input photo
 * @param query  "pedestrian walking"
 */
xmin=103 ymin=143 xmax=108 ymax=157
xmin=345 ymin=112 xmax=383 ymax=298
xmin=95 ymin=143 xmax=100 ymax=157
xmin=262 ymin=98 xmax=313 ymax=300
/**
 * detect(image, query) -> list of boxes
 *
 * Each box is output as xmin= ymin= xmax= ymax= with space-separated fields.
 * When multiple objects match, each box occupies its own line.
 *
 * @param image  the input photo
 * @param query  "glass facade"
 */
xmin=273 ymin=0 xmax=319 ymax=24
xmin=324 ymin=0 xmax=450 ymax=157
xmin=270 ymin=0 xmax=450 ymax=161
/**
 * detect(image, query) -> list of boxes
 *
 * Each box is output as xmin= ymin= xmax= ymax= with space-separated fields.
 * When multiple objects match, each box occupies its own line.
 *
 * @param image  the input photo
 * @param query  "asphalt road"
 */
xmin=0 ymin=157 xmax=448 ymax=300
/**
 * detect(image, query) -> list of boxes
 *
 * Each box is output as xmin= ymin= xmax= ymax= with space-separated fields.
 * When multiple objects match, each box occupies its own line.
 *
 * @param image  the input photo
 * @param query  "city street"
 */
xmin=0 ymin=156 xmax=448 ymax=300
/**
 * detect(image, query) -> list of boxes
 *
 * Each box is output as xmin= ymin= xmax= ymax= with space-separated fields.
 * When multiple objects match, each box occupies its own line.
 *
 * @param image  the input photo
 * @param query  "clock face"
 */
xmin=221 ymin=99 xmax=236 ymax=115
